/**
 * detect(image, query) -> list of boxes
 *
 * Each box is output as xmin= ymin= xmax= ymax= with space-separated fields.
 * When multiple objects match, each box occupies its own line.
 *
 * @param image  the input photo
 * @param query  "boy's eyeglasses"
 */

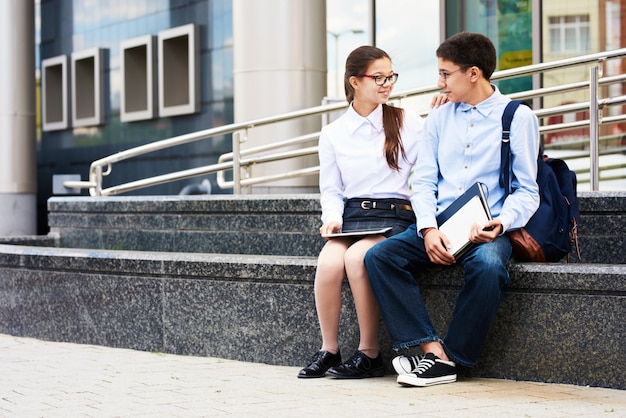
xmin=438 ymin=67 xmax=468 ymax=81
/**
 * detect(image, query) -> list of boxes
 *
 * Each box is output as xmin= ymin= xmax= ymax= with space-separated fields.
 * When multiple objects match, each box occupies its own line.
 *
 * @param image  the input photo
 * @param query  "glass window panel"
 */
xmin=565 ymin=27 xmax=577 ymax=50
xmin=376 ymin=0 xmax=440 ymax=94
xmin=326 ymin=0 xmax=370 ymax=98
xmin=444 ymin=0 xmax=532 ymax=93
xmin=580 ymin=26 xmax=590 ymax=52
xmin=549 ymin=28 xmax=561 ymax=53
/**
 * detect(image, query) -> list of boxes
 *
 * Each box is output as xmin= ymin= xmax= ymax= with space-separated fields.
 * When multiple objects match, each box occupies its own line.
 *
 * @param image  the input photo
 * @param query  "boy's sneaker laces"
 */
xmin=391 ymin=354 xmax=423 ymax=375
xmin=396 ymin=352 xmax=457 ymax=387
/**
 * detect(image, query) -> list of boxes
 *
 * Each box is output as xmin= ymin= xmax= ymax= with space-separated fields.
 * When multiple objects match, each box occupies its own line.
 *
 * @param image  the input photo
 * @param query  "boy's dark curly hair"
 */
xmin=436 ymin=32 xmax=497 ymax=79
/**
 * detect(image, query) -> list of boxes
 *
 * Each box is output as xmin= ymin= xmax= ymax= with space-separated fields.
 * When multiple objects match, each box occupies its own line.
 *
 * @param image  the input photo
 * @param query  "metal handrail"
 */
xmin=64 ymin=48 xmax=626 ymax=196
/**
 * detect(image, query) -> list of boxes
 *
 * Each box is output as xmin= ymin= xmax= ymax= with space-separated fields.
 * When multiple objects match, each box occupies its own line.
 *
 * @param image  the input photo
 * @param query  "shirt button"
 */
xmin=466 ymin=144 xmax=470 ymax=148
xmin=464 ymin=165 xmax=468 ymax=169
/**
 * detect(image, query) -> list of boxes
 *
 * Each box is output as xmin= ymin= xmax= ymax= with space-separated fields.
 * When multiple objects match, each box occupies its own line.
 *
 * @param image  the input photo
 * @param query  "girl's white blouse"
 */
xmin=318 ymin=103 xmax=424 ymax=224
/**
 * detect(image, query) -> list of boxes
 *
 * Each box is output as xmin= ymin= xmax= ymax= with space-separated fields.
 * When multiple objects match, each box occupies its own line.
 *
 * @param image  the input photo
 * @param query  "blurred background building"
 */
xmin=0 ymin=0 xmax=623 ymax=235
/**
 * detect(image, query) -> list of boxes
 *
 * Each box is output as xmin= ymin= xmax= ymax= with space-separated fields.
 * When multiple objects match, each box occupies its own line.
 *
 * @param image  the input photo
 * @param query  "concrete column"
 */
xmin=233 ymin=0 xmax=327 ymax=193
xmin=0 ymin=0 xmax=37 ymax=235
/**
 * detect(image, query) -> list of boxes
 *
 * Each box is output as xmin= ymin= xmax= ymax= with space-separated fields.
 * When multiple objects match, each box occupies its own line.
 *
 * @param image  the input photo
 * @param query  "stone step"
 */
xmin=45 ymin=192 xmax=626 ymax=263
xmin=0 ymin=243 xmax=623 ymax=389
xmin=47 ymin=194 xmax=325 ymax=256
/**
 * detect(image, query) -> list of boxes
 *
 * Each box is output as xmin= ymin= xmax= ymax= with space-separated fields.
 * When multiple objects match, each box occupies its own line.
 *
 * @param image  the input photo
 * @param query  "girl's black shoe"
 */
xmin=297 ymin=350 xmax=342 ymax=378
xmin=326 ymin=350 xmax=385 ymax=379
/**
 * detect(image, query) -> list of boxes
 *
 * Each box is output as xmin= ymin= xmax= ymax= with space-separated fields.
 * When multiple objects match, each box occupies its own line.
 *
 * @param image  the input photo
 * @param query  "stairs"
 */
xmin=0 ymin=192 xmax=624 ymax=389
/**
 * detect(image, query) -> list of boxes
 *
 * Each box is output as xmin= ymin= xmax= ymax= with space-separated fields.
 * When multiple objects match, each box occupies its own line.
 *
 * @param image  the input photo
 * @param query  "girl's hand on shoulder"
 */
xmin=430 ymin=93 xmax=449 ymax=108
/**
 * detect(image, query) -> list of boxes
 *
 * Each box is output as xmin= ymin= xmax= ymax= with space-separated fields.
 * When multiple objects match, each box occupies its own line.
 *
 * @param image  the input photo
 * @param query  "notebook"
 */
xmin=436 ymin=182 xmax=492 ymax=258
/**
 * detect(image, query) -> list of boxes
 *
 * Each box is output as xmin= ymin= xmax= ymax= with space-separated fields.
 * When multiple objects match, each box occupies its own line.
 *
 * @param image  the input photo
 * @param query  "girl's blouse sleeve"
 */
xmin=318 ymin=127 xmax=344 ymax=225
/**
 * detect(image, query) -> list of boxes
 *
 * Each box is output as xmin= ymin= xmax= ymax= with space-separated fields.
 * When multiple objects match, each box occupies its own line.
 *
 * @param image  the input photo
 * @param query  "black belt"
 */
xmin=346 ymin=199 xmax=412 ymax=211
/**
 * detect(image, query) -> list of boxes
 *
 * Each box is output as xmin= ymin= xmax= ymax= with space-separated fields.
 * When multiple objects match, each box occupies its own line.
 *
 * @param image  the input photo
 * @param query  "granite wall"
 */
xmin=0 ymin=192 xmax=624 ymax=389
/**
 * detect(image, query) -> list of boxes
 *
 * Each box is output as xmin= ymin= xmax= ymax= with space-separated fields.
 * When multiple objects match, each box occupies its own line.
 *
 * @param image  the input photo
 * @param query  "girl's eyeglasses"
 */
xmin=358 ymin=73 xmax=399 ymax=86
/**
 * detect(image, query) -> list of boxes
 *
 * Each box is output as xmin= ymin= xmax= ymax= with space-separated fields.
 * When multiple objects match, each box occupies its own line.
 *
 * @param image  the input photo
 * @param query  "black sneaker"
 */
xmin=326 ymin=350 xmax=385 ymax=379
xmin=392 ymin=354 xmax=423 ymax=375
xmin=396 ymin=352 xmax=457 ymax=387
xmin=297 ymin=350 xmax=342 ymax=378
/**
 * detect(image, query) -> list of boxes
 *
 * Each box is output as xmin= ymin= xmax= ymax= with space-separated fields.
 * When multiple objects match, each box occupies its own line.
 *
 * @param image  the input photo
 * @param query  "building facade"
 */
xmin=1 ymin=0 xmax=623 ymax=235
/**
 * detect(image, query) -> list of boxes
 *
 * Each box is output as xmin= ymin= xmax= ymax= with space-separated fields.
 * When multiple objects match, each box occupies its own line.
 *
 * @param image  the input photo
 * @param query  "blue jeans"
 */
xmin=364 ymin=224 xmax=512 ymax=367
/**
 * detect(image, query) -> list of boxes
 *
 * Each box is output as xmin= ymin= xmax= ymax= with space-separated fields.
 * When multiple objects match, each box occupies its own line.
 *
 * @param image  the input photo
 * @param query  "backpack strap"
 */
xmin=500 ymin=100 xmax=531 ymax=196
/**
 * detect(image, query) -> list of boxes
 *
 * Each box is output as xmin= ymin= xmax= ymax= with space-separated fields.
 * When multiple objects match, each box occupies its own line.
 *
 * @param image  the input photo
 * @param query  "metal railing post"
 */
xmin=589 ymin=64 xmax=601 ymax=191
xmin=233 ymin=131 xmax=242 ymax=195
xmin=91 ymin=164 xmax=103 ymax=196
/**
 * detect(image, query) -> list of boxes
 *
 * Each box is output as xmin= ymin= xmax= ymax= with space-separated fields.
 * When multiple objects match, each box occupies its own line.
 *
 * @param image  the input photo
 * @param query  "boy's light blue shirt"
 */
xmin=411 ymin=86 xmax=540 ymax=234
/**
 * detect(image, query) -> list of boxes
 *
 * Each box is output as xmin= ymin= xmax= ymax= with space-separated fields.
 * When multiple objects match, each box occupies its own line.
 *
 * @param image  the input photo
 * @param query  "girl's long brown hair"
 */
xmin=344 ymin=46 xmax=407 ymax=171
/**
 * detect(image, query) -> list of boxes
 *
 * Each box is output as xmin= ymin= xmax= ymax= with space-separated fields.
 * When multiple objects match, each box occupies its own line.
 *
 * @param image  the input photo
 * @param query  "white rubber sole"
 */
xmin=397 ymin=373 xmax=457 ymax=387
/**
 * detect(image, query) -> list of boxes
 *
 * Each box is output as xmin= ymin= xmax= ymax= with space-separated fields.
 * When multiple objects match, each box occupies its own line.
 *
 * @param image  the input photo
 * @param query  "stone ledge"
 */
xmin=0 ymin=244 xmax=316 ymax=282
xmin=48 ymin=194 xmax=322 ymax=213
xmin=0 ymin=234 xmax=59 ymax=247
xmin=45 ymin=193 xmax=626 ymax=262
xmin=2 ymin=244 xmax=623 ymax=290
xmin=0 ymin=244 xmax=623 ymax=389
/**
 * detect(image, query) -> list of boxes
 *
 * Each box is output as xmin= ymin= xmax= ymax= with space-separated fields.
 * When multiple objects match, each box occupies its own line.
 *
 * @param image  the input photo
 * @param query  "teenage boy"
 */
xmin=364 ymin=32 xmax=540 ymax=387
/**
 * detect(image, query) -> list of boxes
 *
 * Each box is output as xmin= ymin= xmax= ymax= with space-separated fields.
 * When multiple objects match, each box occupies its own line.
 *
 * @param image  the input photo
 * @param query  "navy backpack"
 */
xmin=500 ymin=100 xmax=581 ymax=262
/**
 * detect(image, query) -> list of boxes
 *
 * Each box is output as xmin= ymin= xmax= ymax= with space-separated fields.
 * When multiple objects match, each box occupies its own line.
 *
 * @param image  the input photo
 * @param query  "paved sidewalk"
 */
xmin=0 ymin=334 xmax=624 ymax=417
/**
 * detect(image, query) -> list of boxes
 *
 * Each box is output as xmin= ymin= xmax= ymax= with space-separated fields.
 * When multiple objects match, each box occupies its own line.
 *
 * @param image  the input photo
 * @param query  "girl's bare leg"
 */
xmin=344 ymin=235 xmax=385 ymax=358
xmin=314 ymin=238 xmax=351 ymax=353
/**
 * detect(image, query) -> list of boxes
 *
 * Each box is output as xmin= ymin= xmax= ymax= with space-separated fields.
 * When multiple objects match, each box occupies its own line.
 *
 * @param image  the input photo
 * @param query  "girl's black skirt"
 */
xmin=342 ymin=197 xmax=416 ymax=238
